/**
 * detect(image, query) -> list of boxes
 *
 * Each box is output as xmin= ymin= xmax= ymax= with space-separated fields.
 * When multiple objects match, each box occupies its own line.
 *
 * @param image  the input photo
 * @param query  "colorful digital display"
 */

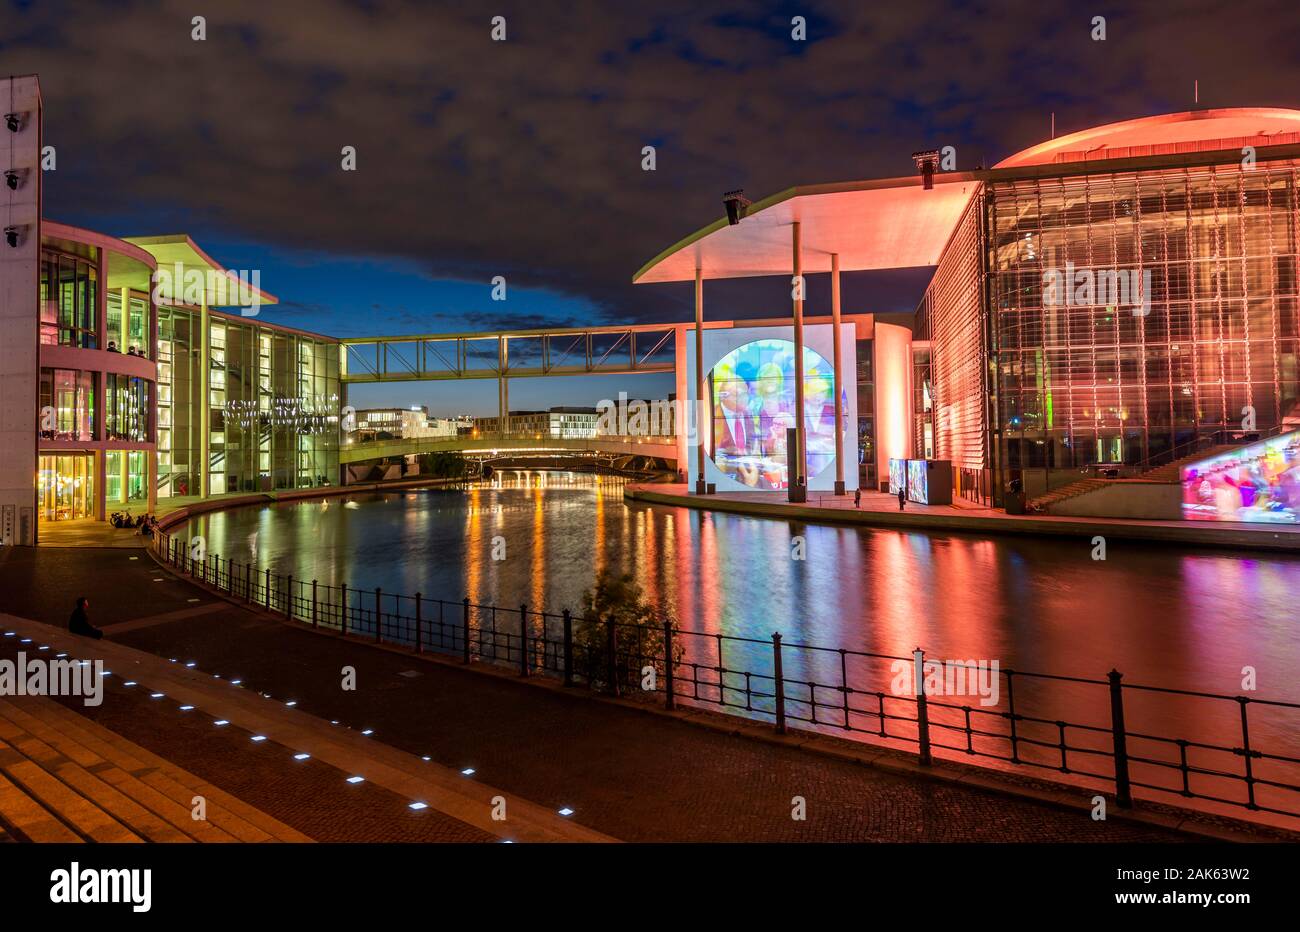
xmin=907 ymin=459 xmax=930 ymax=504
xmin=708 ymin=339 xmax=838 ymax=490
xmin=889 ymin=457 xmax=907 ymax=495
xmin=1181 ymin=430 xmax=1300 ymax=523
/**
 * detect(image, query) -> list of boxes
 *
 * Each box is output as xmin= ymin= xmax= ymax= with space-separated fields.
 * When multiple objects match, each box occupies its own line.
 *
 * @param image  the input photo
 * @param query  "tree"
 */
xmin=575 ymin=569 xmax=683 ymax=695
xmin=417 ymin=450 xmax=469 ymax=480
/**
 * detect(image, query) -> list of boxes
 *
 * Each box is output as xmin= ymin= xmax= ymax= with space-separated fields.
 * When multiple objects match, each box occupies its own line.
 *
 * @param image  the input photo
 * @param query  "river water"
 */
xmin=178 ymin=471 xmax=1300 ymax=821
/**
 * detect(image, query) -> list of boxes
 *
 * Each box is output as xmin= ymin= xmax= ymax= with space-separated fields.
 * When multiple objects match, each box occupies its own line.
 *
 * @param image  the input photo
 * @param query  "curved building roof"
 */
xmin=636 ymin=107 xmax=1300 ymax=286
xmin=994 ymin=107 xmax=1300 ymax=169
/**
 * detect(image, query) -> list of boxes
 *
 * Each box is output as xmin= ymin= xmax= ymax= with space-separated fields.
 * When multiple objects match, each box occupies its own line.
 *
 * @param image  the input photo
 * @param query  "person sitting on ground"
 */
xmin=68 ymin=596 xmax=103 ymax=640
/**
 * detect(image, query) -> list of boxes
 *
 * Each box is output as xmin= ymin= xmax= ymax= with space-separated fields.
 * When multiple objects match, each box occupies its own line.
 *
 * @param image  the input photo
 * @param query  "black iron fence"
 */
xmin=153 ymin=530 xmax=1300 ymax=826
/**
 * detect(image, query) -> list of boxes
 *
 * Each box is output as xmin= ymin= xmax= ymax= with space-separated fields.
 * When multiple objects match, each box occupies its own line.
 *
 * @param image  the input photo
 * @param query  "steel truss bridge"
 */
xmin=340 ymin=323 xmax=680 ymax=384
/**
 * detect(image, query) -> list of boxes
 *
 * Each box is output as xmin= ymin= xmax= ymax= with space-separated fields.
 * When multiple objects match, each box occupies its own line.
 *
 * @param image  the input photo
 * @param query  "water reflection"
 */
xmin=182 ymin=471 xmax=1300 ymax=695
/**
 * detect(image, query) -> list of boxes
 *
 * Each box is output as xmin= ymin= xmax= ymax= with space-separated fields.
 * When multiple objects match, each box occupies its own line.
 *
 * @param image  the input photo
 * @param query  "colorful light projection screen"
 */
xmin=692 ymin=326 xmax=857 ymax=493
xmin=889 ymin=458 xmax=907 ymax=495
xmin=1181 ymin=430 xmax=1300 ymax=523
xmin=906 ymin=459 xmax=929 ymax=504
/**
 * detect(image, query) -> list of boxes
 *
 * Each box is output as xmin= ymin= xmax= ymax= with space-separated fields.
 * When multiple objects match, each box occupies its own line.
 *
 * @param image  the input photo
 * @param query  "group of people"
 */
xmin=109 ymin=511 xmax=159 ymax=536
xmin=105 ymin=340 xmax=145 ymax=356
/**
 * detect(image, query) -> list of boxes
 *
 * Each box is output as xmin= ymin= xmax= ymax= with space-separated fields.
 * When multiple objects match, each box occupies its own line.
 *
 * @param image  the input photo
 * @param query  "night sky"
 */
xmin=7 ymin=0 xmax=1299 ymax=412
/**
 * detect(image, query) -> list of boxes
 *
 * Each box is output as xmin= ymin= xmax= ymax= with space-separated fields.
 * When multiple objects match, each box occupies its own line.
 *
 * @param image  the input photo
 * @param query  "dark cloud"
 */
xmin=9 ymin=0 xmax=1300 ymax=325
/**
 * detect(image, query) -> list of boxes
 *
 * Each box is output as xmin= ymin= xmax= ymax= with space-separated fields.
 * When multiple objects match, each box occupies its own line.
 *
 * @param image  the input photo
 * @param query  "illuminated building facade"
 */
xmin=639 ymin=107 xmax=1300 ymax=506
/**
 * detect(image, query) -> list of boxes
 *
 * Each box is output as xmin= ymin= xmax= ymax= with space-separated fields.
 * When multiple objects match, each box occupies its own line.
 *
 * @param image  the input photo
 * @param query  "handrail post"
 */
xmin=915 ymin=648 xmax=932 ymax=765
xmin=414 ymin=593 xmax=422 ymax=653
xmin=519 ymin=604 xmax=529 ymax=677
xmin=375 ymin=587 xmax=383 ymax=643
xmin=663 ymin=620 xmax=675 ymax=710
xmin=1238 ymin=697 xmax=1259 ymax=811
xmin=264 ymin=568 xmax=271 ymax=610
xmin=311 ymin=579 xmax=318 ymax=628
xmin=606 ymin=616 xmax=619 ymax=697
xmin=1108 ymin=669 xmax=1132 ymax=807
xmin=562 ymin=609 xmax=574 ymax=687
xmin=340 ymin=583 xmax=348 ymax=636
xmin=245 ymin=562 xmax=252 ymax=603
xmin=462 ymin=597 xmax=471 ymax=663
xmin=772 ymin=632 xmax=786 ymax=734
xmin=286 ymin=575 xmax=294 ymax=620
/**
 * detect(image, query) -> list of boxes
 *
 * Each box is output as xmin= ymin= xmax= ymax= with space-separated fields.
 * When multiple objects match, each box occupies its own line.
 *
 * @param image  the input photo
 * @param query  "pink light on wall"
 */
xmin=873 ymin=322 xmax=913 ymax=484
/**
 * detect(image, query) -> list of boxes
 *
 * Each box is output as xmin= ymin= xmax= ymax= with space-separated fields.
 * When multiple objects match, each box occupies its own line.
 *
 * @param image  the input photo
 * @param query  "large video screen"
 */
xmin=889 ymin=458 xmax=906 ymax=495
xmin=907 ymin=459 xmax=929 ymax=504
xmin=708 ymin=338 xmax=840 ymax=491
xmin=1181 ymin=430 xmax=1300 ymax=523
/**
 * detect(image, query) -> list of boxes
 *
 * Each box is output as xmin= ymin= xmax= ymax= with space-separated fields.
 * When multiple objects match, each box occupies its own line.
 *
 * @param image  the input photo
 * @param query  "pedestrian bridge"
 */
xmin=340 ymin=434 xmax=679 ymax=466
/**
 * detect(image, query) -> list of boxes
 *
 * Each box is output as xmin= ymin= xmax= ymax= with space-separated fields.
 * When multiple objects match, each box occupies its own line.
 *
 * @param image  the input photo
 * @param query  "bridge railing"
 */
xmin=153 ymin=530 xmax=1300 ymax=827
xmin=343 ymin=431 xmax=677 ymax=446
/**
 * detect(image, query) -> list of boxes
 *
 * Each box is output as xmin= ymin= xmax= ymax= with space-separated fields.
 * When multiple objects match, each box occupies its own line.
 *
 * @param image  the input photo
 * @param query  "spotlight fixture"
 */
xmin=4 ymin=226 xmax=19 ymax=248
xmin=722 ymin=189 xmax=751 ymax=225
xmin=4 ymin=113 xmax=20 ymax=133
xmin=912 ymin=149 xmax=940 ymax=190
xmin=4 ymin=169 xmax=18 ymax=190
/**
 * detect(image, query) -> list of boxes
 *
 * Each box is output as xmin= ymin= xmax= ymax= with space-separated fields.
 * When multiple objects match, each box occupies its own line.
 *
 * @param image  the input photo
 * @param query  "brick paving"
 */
xmin=0 ymin=545 xmax=1217 ymax=842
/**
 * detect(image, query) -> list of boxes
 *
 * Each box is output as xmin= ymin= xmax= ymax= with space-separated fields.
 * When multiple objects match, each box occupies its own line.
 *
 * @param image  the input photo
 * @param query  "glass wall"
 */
xmin=987 ymin=159 xmax=1300 ymax=474
xmin=156 ymin=308 xmax=340 ymax=497
xmin=39 ymin=250 xmax=97 ymax=348
xmin=105 ymin=373 xmax=151 ymax=441
xmin=104 ymin=290 xmax=150 ymax=356
xmin=37 ymin=454 xmax=94 ymax=521
xmin=855 ymin=337 xmax=875 ymax=487
xmin=38 ymin=368 xmax=96 ymax=441
xmin=103 ymin=449 xmax=147 ymax=505
xmin=156 ymin=306 xmax=198 ymax=496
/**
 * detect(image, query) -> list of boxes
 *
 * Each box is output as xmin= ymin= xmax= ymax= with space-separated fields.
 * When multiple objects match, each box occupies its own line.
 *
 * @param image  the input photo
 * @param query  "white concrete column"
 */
xmin=694 ymin=267 xmax=706 ymax=494
xmin=673 ymin=324 xmax=689 ymax=477
xmin=831 ymin=252 xmax=846 ymax=494
xmin=199 ymin=291 xmax=209 ymax=496
xmin=0 ymin=75 xmax=42 ymax=544
xmin=498 ymin=335 xmax=508 ymax=438
xmin=790 ymin=222 xmax=806 ymax=502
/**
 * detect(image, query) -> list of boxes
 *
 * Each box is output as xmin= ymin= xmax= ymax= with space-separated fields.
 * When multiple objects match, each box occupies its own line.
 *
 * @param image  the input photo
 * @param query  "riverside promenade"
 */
xmin=1 ymin=543 xmax=1291 ymax=843
xmin=624 ymin=484 xmax=1300 ymax=552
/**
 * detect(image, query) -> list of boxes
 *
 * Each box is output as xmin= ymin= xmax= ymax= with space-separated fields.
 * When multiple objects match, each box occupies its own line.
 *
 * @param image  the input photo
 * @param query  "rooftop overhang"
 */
xmin=633 ymin=172 xmax=980 ymax=284
xmin=995 ymin=107 xmax=1300 ymax=169
xmin=43 ymin=220 xmax=158 ymax=292
xmin=123 ymin=233 xmax=278 ymax=307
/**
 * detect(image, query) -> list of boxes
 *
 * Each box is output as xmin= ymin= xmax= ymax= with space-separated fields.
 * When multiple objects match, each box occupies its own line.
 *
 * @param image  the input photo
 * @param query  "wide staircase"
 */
xmin=0 ymin=695 xmax=310 ymax=843
xmin=1027 ymin=478 xmax=1112 ymax=512
xmin=1138 ymin=444 xmax=1240 ymax=482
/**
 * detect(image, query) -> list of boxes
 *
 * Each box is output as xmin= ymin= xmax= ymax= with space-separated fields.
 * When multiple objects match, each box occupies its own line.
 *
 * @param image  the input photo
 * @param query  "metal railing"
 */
xmin=152 ymin=531 xmax=1300 ymax=825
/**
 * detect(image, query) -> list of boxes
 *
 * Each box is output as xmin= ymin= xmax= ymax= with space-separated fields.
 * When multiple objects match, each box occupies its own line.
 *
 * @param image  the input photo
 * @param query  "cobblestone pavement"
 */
xmin=0 ymin=546 xmax=1205 ymax=843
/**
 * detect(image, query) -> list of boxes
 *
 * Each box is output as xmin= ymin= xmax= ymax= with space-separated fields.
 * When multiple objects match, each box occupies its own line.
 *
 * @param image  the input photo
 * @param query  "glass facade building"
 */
xmin=921 ymin=137 xmax=1300 ymax=503
xmin=156 ymin=307 xmax=340 ymax=498
xmin=988 ymin=160 xmax=1300 ymax=476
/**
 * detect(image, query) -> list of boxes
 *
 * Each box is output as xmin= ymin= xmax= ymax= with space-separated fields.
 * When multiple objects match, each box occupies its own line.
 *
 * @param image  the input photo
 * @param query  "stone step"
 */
xmin=0 ymin=699 xmax=238 ymax=842
xmin=0 ymin=700 xmax=195 ymax=843
xmin=0 ymin=738 xmax=142 ymax=843
xmin=0 ymin=769 xmax=83 ymax=843
xmin=25 ymin=697 xmax=310 ymax=842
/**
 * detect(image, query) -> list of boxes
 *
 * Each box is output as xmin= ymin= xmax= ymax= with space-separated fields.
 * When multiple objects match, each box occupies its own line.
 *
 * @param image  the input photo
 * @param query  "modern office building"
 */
xmin=637 ymin=107 xmax=1300 ymax=506
xmin=0 ymin=73 xmax=341 ymax=541
xmin=474 ymin=407 xmax=602 ymax=439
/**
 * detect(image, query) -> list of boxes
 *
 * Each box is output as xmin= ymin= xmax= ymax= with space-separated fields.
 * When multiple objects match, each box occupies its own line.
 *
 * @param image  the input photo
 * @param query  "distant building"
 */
xmin=473 ymin=407 xmax=601 ymax=439
xmin=354 ymin=407 xmax=473 ymax=440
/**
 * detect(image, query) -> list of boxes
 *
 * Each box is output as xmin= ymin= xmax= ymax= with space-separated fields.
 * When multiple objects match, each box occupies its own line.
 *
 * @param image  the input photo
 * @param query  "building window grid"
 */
xmin=988 ymin=160 xmax=1300 ymax=471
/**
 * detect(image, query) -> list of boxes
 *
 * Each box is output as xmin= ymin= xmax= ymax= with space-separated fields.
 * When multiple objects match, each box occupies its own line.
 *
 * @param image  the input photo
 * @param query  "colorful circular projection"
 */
xmin=707 ymin=338 xmax=839 ymax=490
